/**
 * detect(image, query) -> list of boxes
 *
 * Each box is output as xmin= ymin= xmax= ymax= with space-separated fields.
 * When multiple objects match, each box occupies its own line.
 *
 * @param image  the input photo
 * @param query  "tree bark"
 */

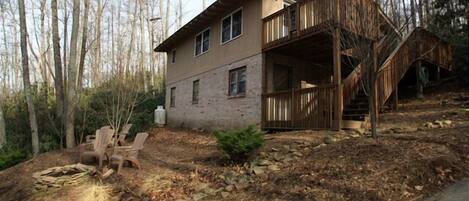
xmin=78 ymin=0 xmax=90 ymax=89
xmin=64 ymin=0 xmax=81 ymax=148
xmin=370 ymin=42 xmax=378 ymax=139
xmin=19 ymin=0 xmax=40 ymax=155
xmin=51 ymin=0 xmax=65 ymax=146
xmin=93 ymin=0 xmax=103 ymax=87
xmin=0 ymin=100 xmax=6 ymax=149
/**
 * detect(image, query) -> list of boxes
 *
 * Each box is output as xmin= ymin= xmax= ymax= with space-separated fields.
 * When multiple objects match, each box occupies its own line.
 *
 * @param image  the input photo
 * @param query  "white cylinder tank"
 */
xmin=154 ymin=106 xmax=166 ymax=127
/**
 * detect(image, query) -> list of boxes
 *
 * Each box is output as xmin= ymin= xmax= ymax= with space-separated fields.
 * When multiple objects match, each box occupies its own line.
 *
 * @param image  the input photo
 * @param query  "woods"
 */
xmin=0 ymin=0 xmax=196 ymax=169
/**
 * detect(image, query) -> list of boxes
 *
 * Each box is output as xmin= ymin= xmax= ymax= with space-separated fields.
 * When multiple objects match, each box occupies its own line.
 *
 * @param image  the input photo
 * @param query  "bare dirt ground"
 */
xmin=0 ymin=90 xmax=468 ymax=201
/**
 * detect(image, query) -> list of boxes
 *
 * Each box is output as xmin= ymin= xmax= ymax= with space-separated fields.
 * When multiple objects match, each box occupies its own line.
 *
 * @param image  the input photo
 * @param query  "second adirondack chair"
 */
xmin=80 ymin=128 xmax=114 ymax=168
xmin=113 ymin=132 xmax=149 ymax=169
xmin=117 ymin=124 xmax=133 ymax=145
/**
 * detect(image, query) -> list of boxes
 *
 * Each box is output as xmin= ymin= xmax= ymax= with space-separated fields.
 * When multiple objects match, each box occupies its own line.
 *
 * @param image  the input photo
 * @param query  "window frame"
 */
xmin=194 ymin=27 xmax=211 ymax=57
xmin=228 ymin=66 xmax=247 ymax=97
xmin=171 ymin=49 xmax=176 ymax=64
xmin=220 ymin=7 xmax=243 ymax=45
xmin=192 ymin=80 xmax=200 ymax=105
xmin=170 ymin=87 xmax=176 ymax=107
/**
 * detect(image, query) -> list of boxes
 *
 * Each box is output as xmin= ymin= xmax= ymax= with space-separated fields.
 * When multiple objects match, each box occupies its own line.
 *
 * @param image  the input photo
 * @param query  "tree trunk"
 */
xmin=417 ymin=0 xmax=424 ymax=27
xmin=78 ymin=0 xmax=90 ymax=89
xmin=19 ymin=0 xmax=40 ymax=155
xmin=140 ymin=2 xmax=148 ymax=92
xmin=410 ymin=0 xmax=417 ymax=28
xmin=51 ymin=0 xmax=65 ymax=147
xmin=93 ymin=0 xmax=103 ymax=87
xmin=0 ymin=100 xmax=6 ymax=149
xmin=369 ymin=42 xmax=378 ymax=139
xmin=64 ymin=0 xmax=81 ymax=148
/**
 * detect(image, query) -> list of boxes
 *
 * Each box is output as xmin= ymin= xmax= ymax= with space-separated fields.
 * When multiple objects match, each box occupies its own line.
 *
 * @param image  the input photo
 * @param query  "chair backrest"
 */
xmin=131 ymin=133 xmax=149 ymax=150
xmin=119 ymin=124 xmax=133 ymax=135
xmin=94 ymin=128 xmax=114 ymax=154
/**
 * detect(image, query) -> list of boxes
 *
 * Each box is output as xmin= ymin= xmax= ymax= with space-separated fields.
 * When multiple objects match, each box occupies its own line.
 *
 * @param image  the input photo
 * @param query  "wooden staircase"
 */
xmin=342 ymin=28 xmax=453 ymax=123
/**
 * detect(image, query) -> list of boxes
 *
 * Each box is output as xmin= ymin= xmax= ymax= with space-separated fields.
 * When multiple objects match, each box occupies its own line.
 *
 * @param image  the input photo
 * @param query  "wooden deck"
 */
xmin=262 ymin=0 xmax=389 ymax=51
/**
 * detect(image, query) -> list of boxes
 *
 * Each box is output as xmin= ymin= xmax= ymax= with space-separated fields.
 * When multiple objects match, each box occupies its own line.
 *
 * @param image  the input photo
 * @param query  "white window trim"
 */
xmin=171 ymin=49 xmax=176 ymax=64
xmin=220 ymin=7 xmax=243 ymax=45
xmin=194 ymin=27 xmax=211 ymax=57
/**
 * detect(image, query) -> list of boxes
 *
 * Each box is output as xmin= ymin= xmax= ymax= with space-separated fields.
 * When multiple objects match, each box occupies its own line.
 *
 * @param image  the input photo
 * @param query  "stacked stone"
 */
xmin=33 ymin=163 xmax=96 ymax=191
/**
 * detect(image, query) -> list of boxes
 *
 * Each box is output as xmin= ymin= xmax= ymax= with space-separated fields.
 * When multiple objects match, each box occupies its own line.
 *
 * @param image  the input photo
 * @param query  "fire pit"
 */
xmin=33 ymin=163 xmax=96 ymax=191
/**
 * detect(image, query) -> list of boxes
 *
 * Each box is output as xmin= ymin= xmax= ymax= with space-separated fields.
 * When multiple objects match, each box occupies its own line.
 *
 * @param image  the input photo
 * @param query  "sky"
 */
xmin=170 ymin=0 xmax=217 ymax=35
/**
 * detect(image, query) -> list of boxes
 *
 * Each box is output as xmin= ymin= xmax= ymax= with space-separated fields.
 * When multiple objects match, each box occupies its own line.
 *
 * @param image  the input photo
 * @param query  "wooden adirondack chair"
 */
xmin=80 ymin=128 xmax=114 ymax=168
xmin=112 ymin=133 xmax=149 ymax=170
xmin=117 ymin=124 xmax=133 ymax=145
xmin=85 ymin=126 xmax=113 ymax=143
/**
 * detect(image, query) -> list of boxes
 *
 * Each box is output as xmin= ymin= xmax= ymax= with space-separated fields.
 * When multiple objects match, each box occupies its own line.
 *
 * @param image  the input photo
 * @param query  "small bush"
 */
xmin=0 ymin=148 xmax=28 ymax=170
xmin=213 ymin=125 xmax=265 ymax=162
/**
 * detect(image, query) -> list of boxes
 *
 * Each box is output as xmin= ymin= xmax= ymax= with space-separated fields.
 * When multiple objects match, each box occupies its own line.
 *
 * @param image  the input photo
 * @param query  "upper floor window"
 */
xmin=221 ymin=8 xmax=243 ymax=44
xmin=229 ymin=67 xmax=246 ymax=97
xmin=171 ymin=49 xmax=176 ymax=63
xmin=192 ymin=80 xmax=200 ymax=104
xmin=170 ymin=87 xmax=176 ymax=107
xmin=195 ymin=28 xmax=210 ymax=56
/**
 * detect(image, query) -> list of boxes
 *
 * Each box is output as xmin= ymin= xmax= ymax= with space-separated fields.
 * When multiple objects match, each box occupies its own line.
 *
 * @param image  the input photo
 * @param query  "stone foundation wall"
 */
xmin=165 ymin=53 xmax=263 ymax=130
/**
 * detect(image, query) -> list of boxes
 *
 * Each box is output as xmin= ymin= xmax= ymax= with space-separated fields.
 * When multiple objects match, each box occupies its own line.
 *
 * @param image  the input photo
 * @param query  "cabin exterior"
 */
xmin=155 ymin=0 xmax=452 ymax=131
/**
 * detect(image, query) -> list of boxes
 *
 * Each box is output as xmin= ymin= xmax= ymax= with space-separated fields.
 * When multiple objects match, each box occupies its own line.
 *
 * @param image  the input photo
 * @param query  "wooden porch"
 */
xmin=260 ymin=1 xmax=452 ymax=131
xmin=262 ymin=85 xmax=337 ymax=130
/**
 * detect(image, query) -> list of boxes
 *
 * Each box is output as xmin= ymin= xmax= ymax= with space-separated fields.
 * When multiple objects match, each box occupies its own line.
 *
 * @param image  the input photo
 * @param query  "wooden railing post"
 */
xmin=332 ymin=27 xmax=342 ymax=131
xmin=291 ymin=89 xmax=295 ymax=128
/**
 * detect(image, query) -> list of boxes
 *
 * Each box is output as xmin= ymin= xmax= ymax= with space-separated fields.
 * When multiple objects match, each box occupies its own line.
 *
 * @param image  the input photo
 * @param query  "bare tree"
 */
xmin=51 ymin=0 xmax=65 ymax=146
xmin=64 ymin=0 xmax=81 ymax=148
xmin=78 ymin=0 xmax=91 ymax=89
xmin=18 ymin=0 xmax=40 ymax=155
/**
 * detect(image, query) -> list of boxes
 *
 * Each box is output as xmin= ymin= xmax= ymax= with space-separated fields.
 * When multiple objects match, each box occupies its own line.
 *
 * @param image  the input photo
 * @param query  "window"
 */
xmin=229 ymin=67 xmax=247 ymax=96
xmin=195 ymin=29 xmax=210 ymax=56
xmin=221 ymin=8 xmax=243 ymax=44
xmin=192 ymin=80 xmax=200 ymax=104
xmin=170 ymin=87 xmax=176 ymax=107
xmin=171 ymin=49 xmax=176 ymax=63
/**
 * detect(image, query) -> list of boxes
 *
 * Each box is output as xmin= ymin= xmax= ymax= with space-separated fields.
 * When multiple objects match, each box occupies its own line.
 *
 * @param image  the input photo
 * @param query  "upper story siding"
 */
xmin=166 ymin=0 xmax=267 ymax=84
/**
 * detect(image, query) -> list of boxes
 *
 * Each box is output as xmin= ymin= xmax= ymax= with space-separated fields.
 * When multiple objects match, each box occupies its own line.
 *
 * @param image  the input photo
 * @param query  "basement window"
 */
xmin=229 ymin=67 xmax=247 ymax=97
xmin=170 ymin=87 xmax=176 ymax=107
xmin=192 ymin=80 xmax=200 ymax=104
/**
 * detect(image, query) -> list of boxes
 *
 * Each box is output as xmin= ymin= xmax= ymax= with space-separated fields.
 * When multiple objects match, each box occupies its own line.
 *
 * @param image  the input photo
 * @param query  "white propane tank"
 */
xmin=154 ymin=106 xmax=166 ymax=127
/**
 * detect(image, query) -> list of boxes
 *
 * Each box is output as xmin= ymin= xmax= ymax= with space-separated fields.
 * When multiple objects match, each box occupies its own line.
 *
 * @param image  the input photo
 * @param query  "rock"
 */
xmin=303 ymin=147 xmax=311 ymax=152
xmin=292 ymin=152 xmax=303 ymax=157
xmin=194 ymin=183 xmax=209 ymax=192
xmin=203 ymin=187 xmax=217 ymax=196
xmin=324 ymin=136 xmax=336 ymax=144
xmin=414 ymin=185 xmax=424 ymax=191
xmin=268 ymin=165 xmax=280 ymax=171
xmin=443 ymin=120 xmax=452 ymax=126
xmin=424 ymin=122 xmax=438 ymax=129
xmin=271 ymin=148 xmax=280 ymax=152
xmin=282 ymin=145 xmax=290 ymax=151
xmin=192 ymin=193 xmax=208 ymax=201
xmin=313 ymin=143 xmax=327 ymax=149
xmin=434 ymin=120 xmax=444 ymax=128
xmin=258 ymin=159 xmax=271 ymax=166
xmin=392 ymin=127 xmax=418 ymax=133
xmin=220 ymin=191 xmax=230 ymax=198
xmin=223 ymin=172 xmax=237 ymax=185
xmin=259 ymin=152 xmax=267 ymax=157
xmin=282 ymin=156 xmax=294 ymax=163
xmin=252 ymin=166 xmax=265 ymax=175
xmin=224 ymin=185 xmax=234 ymax=192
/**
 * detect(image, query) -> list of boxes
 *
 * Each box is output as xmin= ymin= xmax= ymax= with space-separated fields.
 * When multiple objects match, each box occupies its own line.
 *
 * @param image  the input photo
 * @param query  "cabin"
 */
xmin=155 ymin=0 xmax=452 ymax=131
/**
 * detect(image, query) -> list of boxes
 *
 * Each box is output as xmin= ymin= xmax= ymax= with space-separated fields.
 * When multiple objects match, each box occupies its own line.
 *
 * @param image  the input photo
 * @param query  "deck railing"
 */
xmin=262 ymin=85 xmax=336 ymax=130
xmin=262 ymin=0 xmax=380 ymax=49
xmin=376 ymin=28 xmax=452 ymax=108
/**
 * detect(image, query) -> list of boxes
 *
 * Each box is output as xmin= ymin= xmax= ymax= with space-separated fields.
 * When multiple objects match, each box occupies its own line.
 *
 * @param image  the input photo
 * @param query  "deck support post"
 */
xmin=332 ymin=27 xmax=343 ymax=131
xmin=416 ymin=60 xmax=424 ymax=99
